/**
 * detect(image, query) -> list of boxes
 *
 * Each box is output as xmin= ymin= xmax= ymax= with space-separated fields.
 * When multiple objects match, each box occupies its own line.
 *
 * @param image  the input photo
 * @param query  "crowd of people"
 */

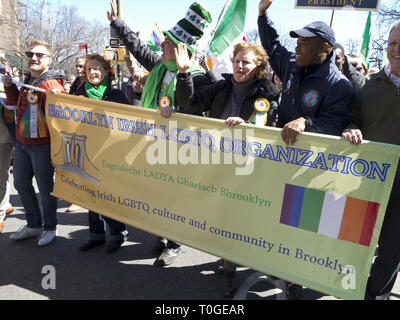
xmin=0 ymin=0 xmax=399 ymax=300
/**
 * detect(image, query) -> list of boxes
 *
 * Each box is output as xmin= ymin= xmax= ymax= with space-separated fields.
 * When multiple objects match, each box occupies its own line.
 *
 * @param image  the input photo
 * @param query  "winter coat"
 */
xmin=4 ymin=70 xmax=65 ymax=145
xmin=258 ymin=14 xmax=354 ymax=135
xmin=347 ymin=68 xmax=400 ymax=146
xmin=342 ymin=55 xmax=365 ymax=88
xmin=176 ymin=73 xmax=279 ymax=126
xmin=69 ymin=77 xmax=83 ymax=95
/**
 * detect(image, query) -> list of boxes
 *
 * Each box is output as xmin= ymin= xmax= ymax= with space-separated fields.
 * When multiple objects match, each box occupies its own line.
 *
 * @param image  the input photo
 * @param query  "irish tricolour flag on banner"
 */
xmin=207 ymin=0 xmax=247 ymax=80
xmin=280 ymin=184 xmax=380 ymax=247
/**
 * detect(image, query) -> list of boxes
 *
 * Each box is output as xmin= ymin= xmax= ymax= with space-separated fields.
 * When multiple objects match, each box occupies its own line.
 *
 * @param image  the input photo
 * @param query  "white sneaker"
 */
xmin=38 ymin=230 xmax=57 ymax=247
xmin=9 ymin=225 xmax=42 ymax=241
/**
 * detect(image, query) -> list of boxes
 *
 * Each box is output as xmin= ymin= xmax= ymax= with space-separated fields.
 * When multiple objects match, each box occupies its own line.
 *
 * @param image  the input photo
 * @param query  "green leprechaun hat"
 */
xmin=164 ymin=2 xmax=212 ymax=54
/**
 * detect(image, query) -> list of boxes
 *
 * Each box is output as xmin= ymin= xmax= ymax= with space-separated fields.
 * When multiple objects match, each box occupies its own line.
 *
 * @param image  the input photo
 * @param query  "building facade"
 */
xmin=0 ymin=0 xmax=23 ymax=56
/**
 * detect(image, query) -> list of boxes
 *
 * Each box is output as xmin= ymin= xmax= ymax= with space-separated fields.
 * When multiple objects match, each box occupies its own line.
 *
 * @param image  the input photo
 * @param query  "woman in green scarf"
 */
xmin=75 ymin=54 xmax=130 ymax=253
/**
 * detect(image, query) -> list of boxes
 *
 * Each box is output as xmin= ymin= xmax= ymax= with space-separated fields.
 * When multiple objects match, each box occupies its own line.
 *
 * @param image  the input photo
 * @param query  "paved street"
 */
xmin=1 ymin=168 xmax=399 ymax=301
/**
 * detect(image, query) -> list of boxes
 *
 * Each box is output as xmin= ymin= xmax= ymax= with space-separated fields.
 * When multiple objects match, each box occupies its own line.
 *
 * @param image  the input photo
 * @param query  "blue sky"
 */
xmin=58 ymin=0 xmax=392 ymax=48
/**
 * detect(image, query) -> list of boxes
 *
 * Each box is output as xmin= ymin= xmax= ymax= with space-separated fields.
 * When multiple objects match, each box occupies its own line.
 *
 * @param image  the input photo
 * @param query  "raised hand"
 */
xmin=107 ymin=0 xmax=118 ymax=22
xmin=199 ymin=55 xmax=209 ymax=72
xmin=174 ymin=43 xmax=193 ymax=74
xmin=259 ymin=0 xmax=273 ymax=16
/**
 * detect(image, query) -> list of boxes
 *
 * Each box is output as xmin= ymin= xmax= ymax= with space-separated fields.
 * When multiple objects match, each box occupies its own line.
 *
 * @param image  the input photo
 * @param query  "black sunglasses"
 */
xmin=25 ymin=51 xmax=49 ymax=59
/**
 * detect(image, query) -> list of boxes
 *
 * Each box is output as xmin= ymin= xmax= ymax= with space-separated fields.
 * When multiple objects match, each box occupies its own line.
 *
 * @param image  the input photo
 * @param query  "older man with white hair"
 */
xmin=342 ymin=22 xmax=400 ymax=300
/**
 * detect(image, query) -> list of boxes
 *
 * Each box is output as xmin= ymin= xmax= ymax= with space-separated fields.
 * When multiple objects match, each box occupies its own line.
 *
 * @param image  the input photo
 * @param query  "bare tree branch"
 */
xmin=17 ymin=0 xmax=108 ymax=74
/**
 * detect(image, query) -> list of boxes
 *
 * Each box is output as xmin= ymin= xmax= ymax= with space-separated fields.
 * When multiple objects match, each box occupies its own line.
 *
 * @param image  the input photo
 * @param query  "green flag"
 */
xmin=209 ymin=0 xmax=247 ymax=57
xmin=359 ymin=11 xmax=371 ymax=68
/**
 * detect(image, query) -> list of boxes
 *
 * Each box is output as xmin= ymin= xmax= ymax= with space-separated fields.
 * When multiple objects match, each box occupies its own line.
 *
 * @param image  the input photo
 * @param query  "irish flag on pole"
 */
xmin=359 ymin=11 xmax=372 ymax=69
xmin=207 ymin=0 xmax=247 ymax=80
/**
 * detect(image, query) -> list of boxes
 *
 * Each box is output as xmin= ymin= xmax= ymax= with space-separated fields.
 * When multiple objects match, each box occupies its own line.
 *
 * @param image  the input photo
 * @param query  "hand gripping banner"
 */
xmin=47 ymin=93 xmax=400 ymax=299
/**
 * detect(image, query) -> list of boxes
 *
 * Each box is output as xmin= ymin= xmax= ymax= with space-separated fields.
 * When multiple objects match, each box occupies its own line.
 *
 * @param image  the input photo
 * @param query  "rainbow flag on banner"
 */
xmin=280 ymin=184 xmax=380 ymax=247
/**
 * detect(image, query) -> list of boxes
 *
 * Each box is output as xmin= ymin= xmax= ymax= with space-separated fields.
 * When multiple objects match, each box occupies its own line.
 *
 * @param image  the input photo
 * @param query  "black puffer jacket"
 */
xmin=176 ymin=73 xmax=279 ymax=126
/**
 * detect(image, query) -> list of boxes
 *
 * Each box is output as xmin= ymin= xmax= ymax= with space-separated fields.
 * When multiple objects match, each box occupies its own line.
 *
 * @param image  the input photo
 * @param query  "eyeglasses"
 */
xmin=25 ymin=51 xmax=49 ymax=59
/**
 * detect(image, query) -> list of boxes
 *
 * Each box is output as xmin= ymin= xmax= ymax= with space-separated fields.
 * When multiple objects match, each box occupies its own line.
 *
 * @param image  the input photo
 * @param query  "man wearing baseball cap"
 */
xmin=258 ymin=0 xmax=354 ymax=299
xmin=258 ymin=0 xmax=353 ymax=148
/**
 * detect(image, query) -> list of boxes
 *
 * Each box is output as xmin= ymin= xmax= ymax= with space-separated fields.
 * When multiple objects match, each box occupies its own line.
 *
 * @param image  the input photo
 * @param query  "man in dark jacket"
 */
xmin=121 ymin=76 xmax=142 ymax=106
xmin=69 ymin=57 xmax=85 ymax=95
xmin=107 ymin=0 xmax=212 ymax=267
xmin=333 ymin=43 xmax=364 ymax=88
xmin=342 ymin=22 xmax=400 ymax=300
xmin=258 ymin=0 xmax=353 ymax=147
xmin=258 ymin=0 xmax=354 ymax=299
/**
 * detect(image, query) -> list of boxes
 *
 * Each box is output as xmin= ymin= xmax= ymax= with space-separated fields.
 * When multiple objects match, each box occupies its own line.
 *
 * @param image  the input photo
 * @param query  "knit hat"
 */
xmin=164 ymin=2 xmax=212 ymax=54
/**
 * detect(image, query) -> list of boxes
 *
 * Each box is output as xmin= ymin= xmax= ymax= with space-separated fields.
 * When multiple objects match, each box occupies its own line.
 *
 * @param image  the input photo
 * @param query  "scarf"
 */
xmin=141 ymin=60 xmax=205 ymax=109
xmin=85 ymin=77 xmax=110 ymax=100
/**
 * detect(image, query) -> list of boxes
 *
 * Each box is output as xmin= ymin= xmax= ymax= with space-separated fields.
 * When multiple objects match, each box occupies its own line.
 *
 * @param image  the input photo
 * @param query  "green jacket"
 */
xmin=347 ymin=68 xmax=400 ymax=146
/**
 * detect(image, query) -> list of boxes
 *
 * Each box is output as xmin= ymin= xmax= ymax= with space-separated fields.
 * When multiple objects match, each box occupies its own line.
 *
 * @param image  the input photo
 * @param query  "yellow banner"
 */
xmin=47 ymin=93 xmax=400 ymax=299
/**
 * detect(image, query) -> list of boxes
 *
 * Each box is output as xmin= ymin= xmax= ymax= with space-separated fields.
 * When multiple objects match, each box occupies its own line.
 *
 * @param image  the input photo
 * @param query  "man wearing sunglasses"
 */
xmin=2 ymin=39 xmax=65 ymax=247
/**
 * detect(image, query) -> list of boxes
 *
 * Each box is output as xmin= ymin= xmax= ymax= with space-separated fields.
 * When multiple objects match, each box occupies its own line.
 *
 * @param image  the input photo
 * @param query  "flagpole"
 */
xmin=330 ymin=10 xmax=335 ymax=27
xmin=1 ymin=64 xmax=46 ymax=93
xmin=16 ymin=81 xmax=47 ymax=93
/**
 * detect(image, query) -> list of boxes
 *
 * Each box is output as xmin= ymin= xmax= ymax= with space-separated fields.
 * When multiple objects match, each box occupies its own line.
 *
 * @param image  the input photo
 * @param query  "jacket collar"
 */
xmin=297 ymin=51 xmax=335 ymax=79
xmin=25 ymin=69 xmax=64 ymax=86
xmin=372 ymin=68 xmax=393 ymax=84
xmin=384 ymin=65 xmax=400 ymax=88
xmin=222 ymin=73 xmax=261 ymax=96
